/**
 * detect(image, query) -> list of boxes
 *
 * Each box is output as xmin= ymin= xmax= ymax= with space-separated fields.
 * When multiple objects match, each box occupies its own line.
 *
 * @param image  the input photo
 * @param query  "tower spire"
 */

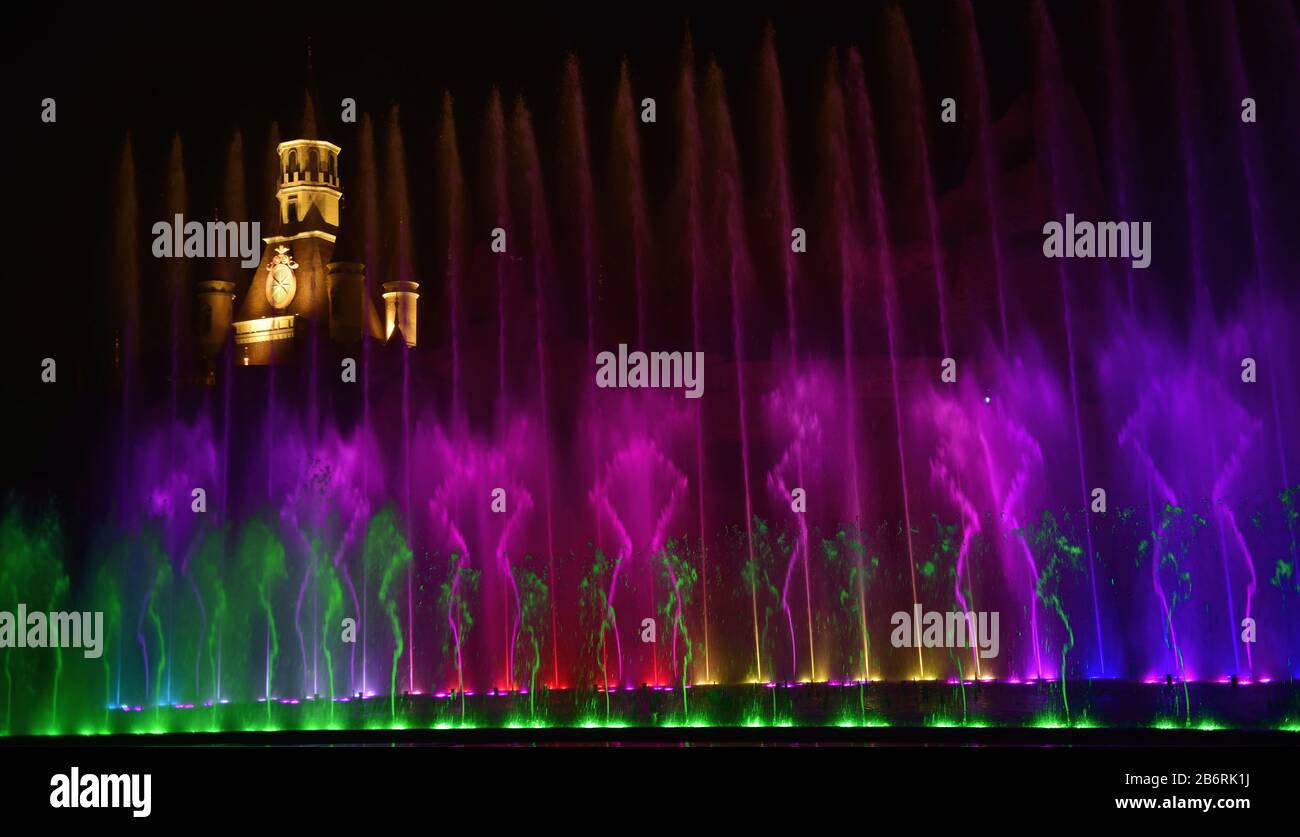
xmin=299 ymin=89 xmax=320 ymax=140
xmin=299 ymin=33 xmax=322 ymax=141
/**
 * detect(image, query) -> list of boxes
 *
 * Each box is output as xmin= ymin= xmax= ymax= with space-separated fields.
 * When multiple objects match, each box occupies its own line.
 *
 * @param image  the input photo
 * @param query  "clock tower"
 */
xmin=231 ymin=100 xmax=345 ymax=364
xmin=219 ymin=94 xmax=403 ymax=366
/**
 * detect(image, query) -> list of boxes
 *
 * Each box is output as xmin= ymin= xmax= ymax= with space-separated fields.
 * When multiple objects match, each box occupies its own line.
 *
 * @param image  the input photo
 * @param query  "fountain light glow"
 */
xmin=4 ymin=2 xmax=1300 ymax=739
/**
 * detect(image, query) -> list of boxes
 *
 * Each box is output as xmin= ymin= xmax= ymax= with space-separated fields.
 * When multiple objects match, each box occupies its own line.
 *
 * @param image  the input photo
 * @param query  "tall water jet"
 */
xmin=610 ymin=62 xmax=661 ymax=681
xmin=559 ymin=55 xmax=600 ymax=373
xmin=352 ymin=113 xmax=382 ymax=694
xmin=484 ymin=91 xmax=513 ymax=436
xmin=112 ymin=136 xmax=141 ymax=534
xmin=673 ymin=36 xmax=712 ymax=682
xmin=886 ymin=6 xmax=952 ymax=360
xmin=217 ymin=130 xmax=247 ymax=518
xmin=1096 ymin=1 xmax=1167 ymax=640
xmin=953 ymin=0 xmax=1011 ymax=350
xmin=1166 ymin=0 xmax=1250 ymax=675
xmin=509 ymin=97 xmax=561 ymax=693
xmin=481 ymin=91 xmax=520 ymax=679
xmin=1217 ymin=0 xmax=1293 ymax=659
xmin=160 ymin=133 xmax=189 ymax=705
xmin=701 ymin=60 xmax=760 ymax=683
xmin=436 ymin=93 xmax=468 ymax=431
xmin=162 ymin=134 xmax=191 ymax=404
xmin=112 ymin=137 xmax=141 ymax=394
xmin=756 ymin=25 xmax=815 ymax=681
xmin=845 ymin=47 xmax=923 ymax=678
xmin=297 ymin=93 xmax=325 ymax=449
xmin=559 ymin=57 xmax=606 ymax=678
xmin=108 ymin=138 xmax=143 ymax=716
xmin=1029 ymin=0 xmax=1106 ymax=675
xmin=1097 ymin=0 xmax=1142 ymax=315
xmin=820 ymin=53 xmax=870 ymax=679
xmin=260 ymin=122 xmax=282 ymax=505
xmin=611 ymin=61 xmax=652 ymax=344
xmin=383 ymin=103 xmax=418 ymax=692
xmin=177 ymin=128 xmax=247 ymax=700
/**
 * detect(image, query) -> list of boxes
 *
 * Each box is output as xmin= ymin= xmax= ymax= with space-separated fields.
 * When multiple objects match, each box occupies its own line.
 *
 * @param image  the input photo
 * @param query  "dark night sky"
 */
xmin=2 ymin=0 xmax=1104 ymax=361
xmin=2 ymin=1 xmax=1034 ymax=393
xmin=4 ymin=1 xmax=1299 ymax=508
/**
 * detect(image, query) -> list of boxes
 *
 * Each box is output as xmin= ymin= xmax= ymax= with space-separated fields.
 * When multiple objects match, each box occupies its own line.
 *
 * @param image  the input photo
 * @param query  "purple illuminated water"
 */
xmin=5 ymin=5 xmax=1300 ymax=737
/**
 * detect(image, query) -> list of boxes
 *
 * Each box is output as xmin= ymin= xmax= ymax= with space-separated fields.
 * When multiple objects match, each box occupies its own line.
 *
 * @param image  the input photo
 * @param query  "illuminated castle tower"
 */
xmin=197 ymin=277 xmax=236 ymax=360
xmin=383 ymin=279 xmax=419 ymax=347
xmin=324 ymin=204 xmax=372 ymax=344
xmin=226 ymin=95 xmax=398 ymax=365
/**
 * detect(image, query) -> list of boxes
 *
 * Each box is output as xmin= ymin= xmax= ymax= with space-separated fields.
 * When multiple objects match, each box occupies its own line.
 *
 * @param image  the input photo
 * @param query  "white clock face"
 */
xmin=267 ymin=263 xmax=296 ymax=308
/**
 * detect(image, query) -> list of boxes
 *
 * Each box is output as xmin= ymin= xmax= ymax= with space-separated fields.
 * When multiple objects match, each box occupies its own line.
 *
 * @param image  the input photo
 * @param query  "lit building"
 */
xmin=200 ymin=97 xmax=415 ymax=367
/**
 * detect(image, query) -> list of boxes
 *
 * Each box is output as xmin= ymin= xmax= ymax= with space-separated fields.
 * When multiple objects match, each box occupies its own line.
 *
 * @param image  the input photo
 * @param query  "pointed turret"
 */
xmin=231 ymin=95 xmax=343 ymax=364
xmin=298 ymin=88 xmax=321 ymax=141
